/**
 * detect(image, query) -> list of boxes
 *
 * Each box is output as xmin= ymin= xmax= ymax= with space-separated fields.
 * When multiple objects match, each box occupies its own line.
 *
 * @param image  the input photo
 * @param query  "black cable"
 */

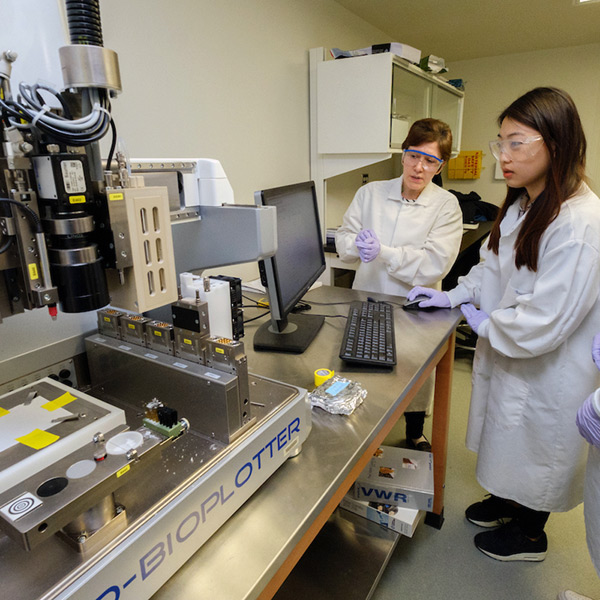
xmin=22 ymin=82 xmax=106 ymax=124
xmin=300 ymin=299 xmax=353 ymax=306
xmin=0 ymin=232 xmax=13 ymax=254
xmin=38 ymin=119 xmax=110 ymax=145
xmin=291 ymin=300 xmax=311 ymax=313
xmin=0 ymin=198 xmax=42 ymax=233
xmin=0 ymin=102 xmax=111 ymax=145
xmin=1 ymin=84 xmax=112 ymax=146
xmin=242 ymin=294 xmax=269 ymax=307
xmin=0 ymin=98 xmax=27 ymax=122
xmin=31 ymin=84 xmax=73 ymax=120
xmin=105 ymin=117 xmax=117 ymax=172
xmin=243 ymin=311 xmax=270 ymax=324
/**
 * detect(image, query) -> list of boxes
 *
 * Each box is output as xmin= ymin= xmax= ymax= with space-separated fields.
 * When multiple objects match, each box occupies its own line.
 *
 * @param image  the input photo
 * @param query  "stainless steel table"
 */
xmin=153 ymin=285 xmax=461 ymax=600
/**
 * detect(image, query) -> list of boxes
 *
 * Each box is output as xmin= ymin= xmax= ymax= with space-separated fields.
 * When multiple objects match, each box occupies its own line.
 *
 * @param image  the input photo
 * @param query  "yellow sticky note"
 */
xmin=0 ymin=407 xmax=9 ymax=418
xmin=17 ymin=429 xmax=60 ymax=450
xmin=42 ymin=391 xmax=77 ymax=412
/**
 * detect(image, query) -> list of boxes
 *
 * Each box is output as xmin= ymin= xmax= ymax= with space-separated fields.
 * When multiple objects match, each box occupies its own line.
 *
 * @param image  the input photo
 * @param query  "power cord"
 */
xmin=243 ymin=311 xmax=270 ymax=325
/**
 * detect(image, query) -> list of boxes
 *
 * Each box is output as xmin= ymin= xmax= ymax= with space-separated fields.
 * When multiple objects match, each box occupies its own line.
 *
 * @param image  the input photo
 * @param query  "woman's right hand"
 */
xmin=407 ymin=286 xmax=451 ymax=308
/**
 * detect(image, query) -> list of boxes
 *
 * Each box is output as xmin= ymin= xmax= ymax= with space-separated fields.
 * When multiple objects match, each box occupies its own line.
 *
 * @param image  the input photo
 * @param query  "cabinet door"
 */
xmin=431 ymin=84 xmax=464 ymax=157
xmin=317 ymin=53 xmax=393 ymax=154
xmin=390 ymin=65 xmax=432 ymax=148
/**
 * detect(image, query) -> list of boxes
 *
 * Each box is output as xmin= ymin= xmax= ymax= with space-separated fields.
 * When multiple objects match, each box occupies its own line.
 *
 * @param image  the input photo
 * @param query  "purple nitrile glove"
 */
xmin=460 ymin=303 xmax=489 ymax=334
xmin=407 ymin=286 xmax=451 ymax=308
xmin=356 ymin=228 xmax=376 ymax=243
xmin=593 ymin=332 xmax=600 ymax=371
xmin=356 ymin=241 xmax=380 ymax=262
xmin=355 ymin=230 xmax=381 ymax=263
xmin=577 ymin=394 xmax=600 ymax=448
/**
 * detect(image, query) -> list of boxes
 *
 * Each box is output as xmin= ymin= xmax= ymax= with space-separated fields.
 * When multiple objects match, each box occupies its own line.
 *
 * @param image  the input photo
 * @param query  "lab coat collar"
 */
xmin=501 ymin=193 xmax=529 ymax=236
xmin=389 ymin=176 xmax=437 ymax=206
xmin=501 ymin=185 xmax=590 ymax=236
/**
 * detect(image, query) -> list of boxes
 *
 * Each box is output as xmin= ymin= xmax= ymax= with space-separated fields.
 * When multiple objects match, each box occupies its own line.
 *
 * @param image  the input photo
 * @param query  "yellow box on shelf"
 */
xmin=447 ymin=150 xmax=482 ymax=179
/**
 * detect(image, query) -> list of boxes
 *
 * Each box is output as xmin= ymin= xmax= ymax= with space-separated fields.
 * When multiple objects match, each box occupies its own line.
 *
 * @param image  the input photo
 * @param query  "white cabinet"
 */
xmin=309 ymin=47 xmax=464 ymax=284
xmin=314 ymin=50 xmax=464 ymax=161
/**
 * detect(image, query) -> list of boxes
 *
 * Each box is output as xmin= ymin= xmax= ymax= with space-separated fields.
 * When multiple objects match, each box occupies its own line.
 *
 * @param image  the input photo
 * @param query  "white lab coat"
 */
xmin=335 ymin=176 xmax=463 ymax=297
xmin=336 ymin=176 xmax=463 ymax=412
xmin=446 ymin=183 xmax=600 ymax=512
xmin=584 ymin=390 xmax=600 ymax=576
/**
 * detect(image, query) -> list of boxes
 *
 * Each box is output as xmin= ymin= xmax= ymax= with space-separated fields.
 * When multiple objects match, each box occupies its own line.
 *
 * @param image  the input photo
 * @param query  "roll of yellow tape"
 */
xmin=314 ymin=368 xmax=334 ymax=387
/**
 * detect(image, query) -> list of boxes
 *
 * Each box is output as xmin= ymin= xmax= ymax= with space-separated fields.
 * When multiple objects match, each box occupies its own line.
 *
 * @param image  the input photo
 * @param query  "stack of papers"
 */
xmin=325 ymin=228 xmax=338 ymax=248
xmin=331 ymin=43 xmax=421 ymax=65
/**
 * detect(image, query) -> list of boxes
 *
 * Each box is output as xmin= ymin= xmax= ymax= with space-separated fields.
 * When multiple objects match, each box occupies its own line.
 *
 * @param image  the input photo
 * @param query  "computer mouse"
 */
xmin=402 ymin=295 xmax=438 ymax=311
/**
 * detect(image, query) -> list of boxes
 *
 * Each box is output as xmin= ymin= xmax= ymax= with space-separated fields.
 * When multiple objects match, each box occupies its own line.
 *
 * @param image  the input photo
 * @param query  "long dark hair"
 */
xmin=487 ymin=87 xmax=586 ymax=271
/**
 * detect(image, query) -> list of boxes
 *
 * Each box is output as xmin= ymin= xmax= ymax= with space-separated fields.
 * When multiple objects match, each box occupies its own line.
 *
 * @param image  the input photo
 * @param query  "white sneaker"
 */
xmin=557 ymin=591 xmax=596 ymax=600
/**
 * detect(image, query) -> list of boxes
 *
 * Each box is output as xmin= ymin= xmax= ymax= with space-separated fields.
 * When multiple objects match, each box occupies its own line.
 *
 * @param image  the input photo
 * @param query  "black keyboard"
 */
xmin=339 ymin=301 xmax=396 ymax=367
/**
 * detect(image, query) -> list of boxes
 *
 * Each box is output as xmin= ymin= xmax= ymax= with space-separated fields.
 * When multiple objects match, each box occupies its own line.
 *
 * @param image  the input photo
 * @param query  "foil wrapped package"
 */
xmin=309 ymin=375 xmax=367 ymax=415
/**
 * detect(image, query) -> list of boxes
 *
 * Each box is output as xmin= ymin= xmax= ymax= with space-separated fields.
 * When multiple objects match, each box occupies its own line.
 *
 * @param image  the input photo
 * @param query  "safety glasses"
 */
xmin=489 ymin=135 xmax=544 ymax=161
xmin=402 ymin=149 xmax=443 ymax=172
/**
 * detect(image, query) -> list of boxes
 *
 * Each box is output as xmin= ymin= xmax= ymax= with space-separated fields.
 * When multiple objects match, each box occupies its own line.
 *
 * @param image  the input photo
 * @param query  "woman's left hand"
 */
xmin=460 ymin=303 xmax=489 ymax=334
xmin=577 ymin=394 xmax=600 ymax=448
xmin=355 ymin=229 xmax=381 ymax=263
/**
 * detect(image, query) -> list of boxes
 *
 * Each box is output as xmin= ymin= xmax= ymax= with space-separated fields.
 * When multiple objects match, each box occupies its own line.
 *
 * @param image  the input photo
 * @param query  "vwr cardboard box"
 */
xmin=339 ymin=495 xmax=423 ymax=537
xmin=351 ymin=446 xmax=434 ymax=511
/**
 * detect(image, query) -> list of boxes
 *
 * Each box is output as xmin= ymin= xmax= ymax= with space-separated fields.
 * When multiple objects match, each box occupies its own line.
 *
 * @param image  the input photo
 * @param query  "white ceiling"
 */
xmin=334 ymin=0 xmax=600 ymax=62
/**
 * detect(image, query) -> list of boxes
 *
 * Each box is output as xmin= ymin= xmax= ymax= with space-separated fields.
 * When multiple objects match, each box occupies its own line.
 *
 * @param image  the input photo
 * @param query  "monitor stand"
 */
xmin=253 ymin=314 xmax=324 ymax=353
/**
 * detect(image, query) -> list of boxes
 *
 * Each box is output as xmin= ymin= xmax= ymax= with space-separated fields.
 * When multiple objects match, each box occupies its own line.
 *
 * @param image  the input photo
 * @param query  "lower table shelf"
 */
xmin=273 ymin=507 xmax=401 ymax=600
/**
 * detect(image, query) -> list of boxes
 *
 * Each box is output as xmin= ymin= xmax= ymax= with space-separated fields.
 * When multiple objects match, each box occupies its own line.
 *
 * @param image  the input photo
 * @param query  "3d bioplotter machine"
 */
xmin=0 ymin=2 xmax=311 ymax=599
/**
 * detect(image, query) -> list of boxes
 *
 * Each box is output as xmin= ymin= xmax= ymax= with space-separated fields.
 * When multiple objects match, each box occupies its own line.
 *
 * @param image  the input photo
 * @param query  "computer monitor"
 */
xmin=253 ymin=180 xmax=325 ymax=353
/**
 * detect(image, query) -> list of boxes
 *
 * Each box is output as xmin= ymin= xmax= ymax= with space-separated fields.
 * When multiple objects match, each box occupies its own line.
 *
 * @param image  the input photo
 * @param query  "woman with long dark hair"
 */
xmin=408 ymin=87 xmax=600 ymax=561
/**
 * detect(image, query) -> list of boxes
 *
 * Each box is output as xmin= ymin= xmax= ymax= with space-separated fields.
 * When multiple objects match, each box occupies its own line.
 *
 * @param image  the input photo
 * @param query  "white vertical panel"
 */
xmin=0 ymin=0 xmax=67 ymax=91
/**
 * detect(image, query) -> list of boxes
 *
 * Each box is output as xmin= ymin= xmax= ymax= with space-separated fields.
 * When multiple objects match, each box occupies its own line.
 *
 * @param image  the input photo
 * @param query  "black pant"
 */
xmin=515 ymin=504 xmax=550 ymax=538
xmin=495 ymin=495 xmax=550 ymax=538
xmin=405 ymin=411 xmax=426 ymax=439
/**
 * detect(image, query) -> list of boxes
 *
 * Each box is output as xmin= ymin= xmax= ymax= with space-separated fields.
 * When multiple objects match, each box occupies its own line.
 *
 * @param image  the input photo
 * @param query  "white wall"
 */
xmin=445 ymin=43 xmax=600 ymax=205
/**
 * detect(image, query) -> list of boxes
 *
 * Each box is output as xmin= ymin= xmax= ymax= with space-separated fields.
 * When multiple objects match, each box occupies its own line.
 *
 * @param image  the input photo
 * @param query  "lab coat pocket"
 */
xmin=486 ymin=365 xmax=529 ymax=430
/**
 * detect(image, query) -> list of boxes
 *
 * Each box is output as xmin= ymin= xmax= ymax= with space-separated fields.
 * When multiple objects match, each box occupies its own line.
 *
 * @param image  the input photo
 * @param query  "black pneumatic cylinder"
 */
xmin=65 ymin=0 xmax=104 ymax=46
